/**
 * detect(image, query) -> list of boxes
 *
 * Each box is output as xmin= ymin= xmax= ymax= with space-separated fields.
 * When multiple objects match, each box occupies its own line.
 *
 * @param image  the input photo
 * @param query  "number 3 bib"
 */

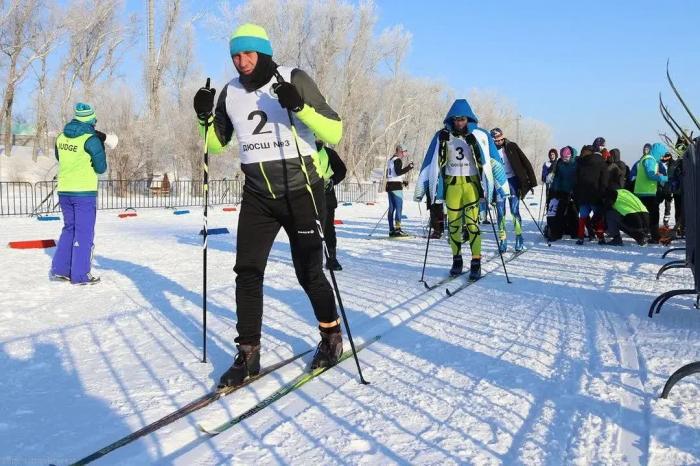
xmin=445 ymin=137 xmax=478 ymax=177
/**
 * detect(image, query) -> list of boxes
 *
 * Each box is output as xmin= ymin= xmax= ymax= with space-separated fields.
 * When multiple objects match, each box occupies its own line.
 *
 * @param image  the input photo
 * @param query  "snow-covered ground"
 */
xmin=1 ymin=190 xmax=699 ymax=465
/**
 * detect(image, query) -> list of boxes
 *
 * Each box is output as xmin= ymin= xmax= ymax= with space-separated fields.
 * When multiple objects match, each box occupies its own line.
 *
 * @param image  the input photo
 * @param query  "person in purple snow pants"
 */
xmin=50 ymin=102 xmax=107 ymax=285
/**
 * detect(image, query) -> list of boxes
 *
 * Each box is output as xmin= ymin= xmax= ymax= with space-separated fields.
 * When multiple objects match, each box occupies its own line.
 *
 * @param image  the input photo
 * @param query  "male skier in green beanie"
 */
xmin=193 ymin=23 xmax=344 ymax=388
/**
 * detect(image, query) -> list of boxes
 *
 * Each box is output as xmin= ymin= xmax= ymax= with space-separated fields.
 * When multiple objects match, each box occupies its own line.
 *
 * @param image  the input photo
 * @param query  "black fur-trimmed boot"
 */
xmin=311 ymin=330 xmax=343 ymax=370
xmin=217 ymin=344 xmax=261 ymax=389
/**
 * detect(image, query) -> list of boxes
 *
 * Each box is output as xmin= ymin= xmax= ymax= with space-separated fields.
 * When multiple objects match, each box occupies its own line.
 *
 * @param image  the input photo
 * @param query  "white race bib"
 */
xmin=445 ymin=138 xmax=477 ymax=177
xmin=225 ymin=66 xmax=316 ymax=165
xmin=386 ymin=155 xmax=403 ymax=182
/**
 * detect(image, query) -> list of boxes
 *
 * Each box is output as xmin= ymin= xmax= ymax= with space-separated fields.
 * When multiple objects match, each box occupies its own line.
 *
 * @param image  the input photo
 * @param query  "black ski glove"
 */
xmin=193 ymin=80 xmax=216 ymax=119
xmin=325 ymin=179 xmax=334 ymax=193
xmin=272 ymin=82 xmax=304 ymax=112
xmin=407 ymin=162 xmax=415 ymax=170
xmin=94 ymin=130 xmax=107 ymax=143
xmin=439 ymin=130 xmax=450 ymax=143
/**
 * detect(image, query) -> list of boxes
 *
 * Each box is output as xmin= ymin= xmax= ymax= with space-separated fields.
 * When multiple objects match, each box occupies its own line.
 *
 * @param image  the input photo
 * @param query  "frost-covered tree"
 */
xmin=0 ymin=0 xmax=57 ymax=156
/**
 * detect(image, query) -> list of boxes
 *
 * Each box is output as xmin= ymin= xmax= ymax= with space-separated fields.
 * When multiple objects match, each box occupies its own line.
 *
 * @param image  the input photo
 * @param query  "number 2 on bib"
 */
xmin=248 ymin=110 xmax=272 ymax=135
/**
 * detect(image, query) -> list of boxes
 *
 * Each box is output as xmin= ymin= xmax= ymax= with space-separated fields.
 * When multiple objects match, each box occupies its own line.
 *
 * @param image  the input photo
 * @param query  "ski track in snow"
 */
xmin=0 ymin=189 xmax=699 ymax=465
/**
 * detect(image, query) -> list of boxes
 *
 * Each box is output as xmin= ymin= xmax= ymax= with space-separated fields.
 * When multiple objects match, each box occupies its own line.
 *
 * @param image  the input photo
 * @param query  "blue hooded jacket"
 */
xmin=414 ymin=99 xmax=508 ymax=204
xmin=631 ymin=142 xmax=668 ymax=187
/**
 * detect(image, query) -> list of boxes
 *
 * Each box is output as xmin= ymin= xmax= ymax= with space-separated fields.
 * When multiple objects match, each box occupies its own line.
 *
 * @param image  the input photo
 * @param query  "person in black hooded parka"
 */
xmin=606 ymin=148 xmax=629 ymax=191
xmin=574 ymin=145 xmax=609 ymax=244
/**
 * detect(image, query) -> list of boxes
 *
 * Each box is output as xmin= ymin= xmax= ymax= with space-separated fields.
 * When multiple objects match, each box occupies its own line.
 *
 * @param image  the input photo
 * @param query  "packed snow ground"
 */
xmin=1 ymin=189 xmax=699 ymax=465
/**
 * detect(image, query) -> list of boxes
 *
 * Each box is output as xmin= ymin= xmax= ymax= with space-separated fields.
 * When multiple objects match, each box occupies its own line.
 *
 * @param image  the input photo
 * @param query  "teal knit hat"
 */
xmin=74 ymin=102 xmax=96 ymax=124
xmin=229 ymin=23 xmax=273 ymax=56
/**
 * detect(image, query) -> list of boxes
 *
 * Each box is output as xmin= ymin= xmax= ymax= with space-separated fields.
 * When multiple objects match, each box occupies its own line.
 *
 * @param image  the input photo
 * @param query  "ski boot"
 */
xmin=515 ymin=234 xmax=524 ymax=252
xmin=218 ymin=344 xmax=261 ymax=389
xmin=607 ymin=234 xmax=623 ymax=246
xmin=498 ymin=239 xmax=508 ymax=253
xmin=391 ymin=222 xmax=408 ymax=237
xmin=450 ymin=255 xmax=463 ymax=276
xmin=468 ymin=258 xmax=481 ymax=281
xmin=575 ymin=238 xmax=585 ymax=245
xmin=311 ymin=331 xmax=343 ymax=369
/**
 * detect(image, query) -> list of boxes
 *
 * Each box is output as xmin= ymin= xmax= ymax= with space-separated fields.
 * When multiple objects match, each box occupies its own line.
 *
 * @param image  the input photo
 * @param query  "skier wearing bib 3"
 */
xmin=414 ymin=99 xmax=509 ymax=280
xmin=193 ymin=24 xmax=344 ymax=388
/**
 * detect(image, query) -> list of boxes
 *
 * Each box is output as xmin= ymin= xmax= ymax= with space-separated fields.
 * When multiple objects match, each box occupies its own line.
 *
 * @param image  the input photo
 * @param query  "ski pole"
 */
xmin=32 ymin=176 xmax=58 ymax=216
xmin=539 ymin=191 xmax=548 ymax=232
xmin=521 ymin=198 xmax=551 ymax=246
xmin=417 ymin=201 xmax=427 ymax=237
xmin=419 ymin=221 xmax=432 ymax=286
xmin=201 ymin=77 xmax=212 ymax=364
xmin=486 ymin=204 xmax=511 ymax=284
xmin=537 ymin=184 xmax=544 ymax=227
xmin=274 ymin=70 xmax=369 ymax=385
xmin=367 ymin=207 xmax=389 ymax=238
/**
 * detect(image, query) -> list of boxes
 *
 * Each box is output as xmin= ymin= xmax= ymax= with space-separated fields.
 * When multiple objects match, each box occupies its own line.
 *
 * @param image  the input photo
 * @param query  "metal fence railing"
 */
xmin=34 ymin=180 xmax=58 ymax=215
xmin=0 ymin=182 xmax=35 ymax=216
xmin=335 ymin=181 xmax=378 ymax=203
xmin=0 ymin=179 xmax=376 ymax=216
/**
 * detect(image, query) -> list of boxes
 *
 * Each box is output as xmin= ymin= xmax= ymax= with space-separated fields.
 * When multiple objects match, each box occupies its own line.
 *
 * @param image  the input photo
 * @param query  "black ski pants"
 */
xmin=605 ymin=210 xmax=649 ymax=243
xmin=234 ymin=182 xmax=337 ymax=345
xmin=674 ymin=193 xmax=684 ymax=232
xmin=639 ymin=195 xmax=660 ymax=241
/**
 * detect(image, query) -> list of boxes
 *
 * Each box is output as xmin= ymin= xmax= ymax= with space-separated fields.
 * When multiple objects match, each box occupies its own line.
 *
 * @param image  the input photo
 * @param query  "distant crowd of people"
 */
xmin=542 ymin=136 xmax=687 ymax=246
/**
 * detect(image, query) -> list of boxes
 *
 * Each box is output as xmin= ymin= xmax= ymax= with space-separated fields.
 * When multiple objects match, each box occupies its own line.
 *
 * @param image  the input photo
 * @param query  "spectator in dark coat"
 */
xmin=668 ymin=154 xmax=684 ymax=236
xmin=659 ymin=152 xmax=674 ymax=227
xmin=546 ymin=146 xmax=578 ymax=241
xmin=574 ymin=145 xmax=609 ymax=244
xmin=593 ymin=136 xmax=611 ymax=161
xmin=541 ymin=148 xmax=558 ymax=186
xmin=491 ymin=127 xmax=538 ymax=252
xmin=491 ymin=129 xmax=538 ymax=199
xmin=606 ymin=148 xmax=629 ymax=191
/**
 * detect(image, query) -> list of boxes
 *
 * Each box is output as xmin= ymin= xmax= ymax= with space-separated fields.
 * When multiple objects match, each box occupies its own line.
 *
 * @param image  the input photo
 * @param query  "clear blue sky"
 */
xmin=22 ymin=0 xmax=700 ymax=165
xmin=370 ymin=0 xmax=700 ymax=162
